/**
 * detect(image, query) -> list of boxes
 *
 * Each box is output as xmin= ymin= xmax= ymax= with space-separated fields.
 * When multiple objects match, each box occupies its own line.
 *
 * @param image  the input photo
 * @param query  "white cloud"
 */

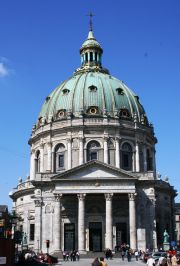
xmin=0 ymin=62 xmax=9 ymax=77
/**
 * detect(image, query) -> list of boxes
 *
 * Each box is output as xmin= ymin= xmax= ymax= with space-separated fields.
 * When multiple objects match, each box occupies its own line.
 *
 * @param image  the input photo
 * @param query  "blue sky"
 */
xmin=0 ymin=0 xmax=180 ymax=209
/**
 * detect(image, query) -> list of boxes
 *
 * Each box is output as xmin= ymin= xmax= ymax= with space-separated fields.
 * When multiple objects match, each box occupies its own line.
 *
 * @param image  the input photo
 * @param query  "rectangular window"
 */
xmin=90 ymin=152 xmax=97 ymax=160
xmin=59 ymin=154 xmax=64 ymax=168
xmin=30 ymin=224 xmax=35 ymax=241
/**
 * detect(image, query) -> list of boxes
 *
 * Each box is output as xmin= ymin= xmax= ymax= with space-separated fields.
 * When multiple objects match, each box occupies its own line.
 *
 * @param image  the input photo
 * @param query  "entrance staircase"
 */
xmin=51 ymin=251 xmax=121 ymax=259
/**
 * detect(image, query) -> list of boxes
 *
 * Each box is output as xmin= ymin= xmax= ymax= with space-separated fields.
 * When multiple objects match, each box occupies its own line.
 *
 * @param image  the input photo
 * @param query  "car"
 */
xmin=152 ymin=251 xmax=167 ymax=263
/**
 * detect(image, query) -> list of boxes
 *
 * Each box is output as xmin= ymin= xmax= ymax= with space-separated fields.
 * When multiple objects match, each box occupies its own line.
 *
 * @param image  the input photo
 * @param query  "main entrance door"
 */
xmin=89 ymin=222 xmax=102 ymax=251
xmin=116 ymin=223 xmax=127 ymax=246
xmin=64 ymin=223 xmax=75 ymax=251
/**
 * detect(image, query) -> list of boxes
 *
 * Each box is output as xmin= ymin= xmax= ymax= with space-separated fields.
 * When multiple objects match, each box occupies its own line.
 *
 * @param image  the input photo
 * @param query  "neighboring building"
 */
xmin=0 ymin=205 xmax=11 ymax=238
xmin=175 ymin=203 xmax=180 ymax=247
xmin=10 ymin=24 xmax=176 ymax=253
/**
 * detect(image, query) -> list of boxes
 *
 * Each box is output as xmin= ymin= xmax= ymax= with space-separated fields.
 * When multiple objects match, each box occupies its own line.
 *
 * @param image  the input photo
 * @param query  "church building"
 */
xmin=10 ymin=21 xmax=176 ymax=253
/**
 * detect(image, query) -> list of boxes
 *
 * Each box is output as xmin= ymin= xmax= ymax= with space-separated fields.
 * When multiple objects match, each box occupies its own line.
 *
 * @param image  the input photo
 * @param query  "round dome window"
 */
xmin=89 ymin=107 xmax=97 ymax=115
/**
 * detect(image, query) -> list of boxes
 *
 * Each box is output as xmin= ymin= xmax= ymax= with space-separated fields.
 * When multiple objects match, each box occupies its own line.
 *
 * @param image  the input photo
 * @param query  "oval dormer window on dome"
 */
xmin=62 ymin=88 xmax=70 ymax=95
xmin=119 ymin=108 xmax=130 ymax=118
xmin=89 ymin=85 xmax=97 ymax=92
xmin=57 ymin=109 xmax=66 ymax=119
xmin=116 ymin=88 xmax=124 ymax=95
xmin=88 ymin=106 xmax=99 ymax=115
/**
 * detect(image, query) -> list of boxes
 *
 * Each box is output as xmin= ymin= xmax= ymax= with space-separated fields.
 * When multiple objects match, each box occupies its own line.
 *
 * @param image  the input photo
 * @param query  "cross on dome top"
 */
xmin=86 ymin=12 xmax=94 ymax=31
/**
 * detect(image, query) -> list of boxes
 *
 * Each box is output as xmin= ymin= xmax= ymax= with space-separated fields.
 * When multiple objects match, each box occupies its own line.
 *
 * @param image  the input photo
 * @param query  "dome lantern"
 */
xmin=80 ymin=13 xmax=103 ymax=69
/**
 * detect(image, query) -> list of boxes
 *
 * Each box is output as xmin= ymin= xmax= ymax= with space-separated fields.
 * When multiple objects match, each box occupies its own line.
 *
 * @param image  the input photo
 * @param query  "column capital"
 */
xmin=54 ymin=193 xmax=63 ymax=202
xmin=78 ymin=136 xmax=84 ymax=142
xmin=128 ymin=193 xmax=137 ymax=201
xmin=105 ymin=193 xmax=113 ymax=200
xmin=103 ymin=136 xmax=109 ymax=142
xmin=77 ymin=193 xmax=86 ymax=200
xmin=34 ymin=199 xmax=42 ymax=207
xmin=67 ymin=138 xmax=72 ymax=144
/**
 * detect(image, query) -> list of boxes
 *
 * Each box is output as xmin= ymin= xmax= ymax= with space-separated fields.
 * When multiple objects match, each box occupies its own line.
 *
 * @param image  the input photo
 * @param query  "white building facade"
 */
xmin=10 ymin=26 xmax=176 ymax=254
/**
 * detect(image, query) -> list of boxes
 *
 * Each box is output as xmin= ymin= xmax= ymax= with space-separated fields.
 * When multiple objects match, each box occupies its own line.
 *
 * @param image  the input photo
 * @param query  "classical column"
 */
xmin=34 ymin=199 xmax=42 ymax=252
xmin=150 ymin=198 xmax=157 ymax=250
xmin=47 ymin=142 xmax=52 ymax=172
xmin=115 ymin=138 xmax=120 ymax=168
xmin=128 ymin=193 xmax=137 ymax=250
xmin=143 ymin=145 xmax=147 ymax=172
xmin=39 ymin=143 xmax=44 ymax=173
xmin=67 ymin=138 xmax=72 ymax=169
xmin=77 ymin=194 xmax=86 ymax=253
xmin=79 ymin=137 xmax=84 ymax=165
xmin=104 ymin=137 xmax=108 ymax=164
xmin=30 ymin=149 xmax=35 ymax=180
xmin=53 ymin=194 xmax=62 ymax=251
xmin=105 ymin=193 xmax=113 ymax=250
xmin=135 ymin=142 xmax=140 ymax=172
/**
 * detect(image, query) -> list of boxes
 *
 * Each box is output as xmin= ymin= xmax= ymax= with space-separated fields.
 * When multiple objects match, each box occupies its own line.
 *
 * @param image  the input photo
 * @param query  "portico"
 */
xmin=34 ymin=160 xmax=138 ymax=253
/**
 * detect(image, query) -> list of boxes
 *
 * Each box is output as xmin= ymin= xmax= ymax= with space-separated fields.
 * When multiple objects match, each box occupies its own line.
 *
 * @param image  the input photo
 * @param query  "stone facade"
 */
xmin=10 ymin=27 xmax=176 ymax=253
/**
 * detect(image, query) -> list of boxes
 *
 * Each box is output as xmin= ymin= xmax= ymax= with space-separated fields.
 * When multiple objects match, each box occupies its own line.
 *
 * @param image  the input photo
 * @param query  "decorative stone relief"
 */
xmin=34 ymin=199 xmax=42 ymax=207
xmin=54 ymin=193 xmax=63 ymax=202
xmin=45 ymin=203 xmax=54 ymax=213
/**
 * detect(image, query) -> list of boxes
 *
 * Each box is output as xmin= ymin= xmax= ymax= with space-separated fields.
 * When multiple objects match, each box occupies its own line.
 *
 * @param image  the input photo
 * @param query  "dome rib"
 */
xmin=106 ymin=76 xmax=116 ymax=114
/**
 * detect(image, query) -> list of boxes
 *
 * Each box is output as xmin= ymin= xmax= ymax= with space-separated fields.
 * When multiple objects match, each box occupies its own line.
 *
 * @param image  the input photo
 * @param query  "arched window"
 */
xmin=55 ymin=144 xmax=66 ymax=171
xmin=121 ymin=143 xmax=133 ymax=171
xmin=35 ymin=150 xmax=40 ymax=173
xmin=147 ymin=148 xmax=153 ymax=171
xmin=87 ymin=141 xmax=101 ymax=161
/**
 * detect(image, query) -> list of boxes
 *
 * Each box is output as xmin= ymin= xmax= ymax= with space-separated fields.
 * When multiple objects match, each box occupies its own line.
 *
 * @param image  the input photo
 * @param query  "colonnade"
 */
xmin=30 ymin=137 xmax=154 ymax=180
xmin=34 ymin=192 xmax=137 ymax=253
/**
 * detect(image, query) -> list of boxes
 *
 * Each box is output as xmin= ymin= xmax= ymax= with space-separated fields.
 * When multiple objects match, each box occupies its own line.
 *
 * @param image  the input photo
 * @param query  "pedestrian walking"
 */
xmin=171 ymin=254 xmax=179 ymax=266
xmin=134 ymin=250 xmax=139 ymax=261
xmin=146 ymin=255 xmax=155 ymax=266
xmin=92 ymin=257 xmax=102 ymax=266
xmin=100 ymin=257 xmax=107 ymax=266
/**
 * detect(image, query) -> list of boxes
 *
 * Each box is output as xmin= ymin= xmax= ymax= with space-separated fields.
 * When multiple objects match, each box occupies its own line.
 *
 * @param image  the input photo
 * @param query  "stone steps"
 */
xmin=51 ymin=251 xmax=122 ymax=259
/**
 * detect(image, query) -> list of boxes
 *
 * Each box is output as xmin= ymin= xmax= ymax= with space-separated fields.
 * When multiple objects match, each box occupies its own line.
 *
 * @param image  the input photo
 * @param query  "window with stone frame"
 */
xmin=87 ymin=141 xmax=101 ymax=162
xmin=55 ymin=143 xmax=66 ymax=171
xmin=35 ymin=150 xmax=41 ymax=173
xmin=121 ymin=142 xmax=133 ymax=171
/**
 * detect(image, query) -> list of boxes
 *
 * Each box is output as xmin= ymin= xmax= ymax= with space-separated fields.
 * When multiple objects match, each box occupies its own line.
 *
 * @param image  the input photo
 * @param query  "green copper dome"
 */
xmin=37 ymin=30 xmax=148 ymax=126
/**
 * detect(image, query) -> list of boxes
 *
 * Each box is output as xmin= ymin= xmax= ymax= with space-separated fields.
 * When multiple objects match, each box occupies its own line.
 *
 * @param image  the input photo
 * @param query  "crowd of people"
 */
xmin=62 ymin=250 xmax=80 ymax=261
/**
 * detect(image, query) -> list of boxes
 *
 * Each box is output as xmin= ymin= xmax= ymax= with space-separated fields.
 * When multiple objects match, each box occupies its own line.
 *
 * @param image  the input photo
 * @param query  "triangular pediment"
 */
xmin=51 ymin=160 xmax=137 ymax=181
